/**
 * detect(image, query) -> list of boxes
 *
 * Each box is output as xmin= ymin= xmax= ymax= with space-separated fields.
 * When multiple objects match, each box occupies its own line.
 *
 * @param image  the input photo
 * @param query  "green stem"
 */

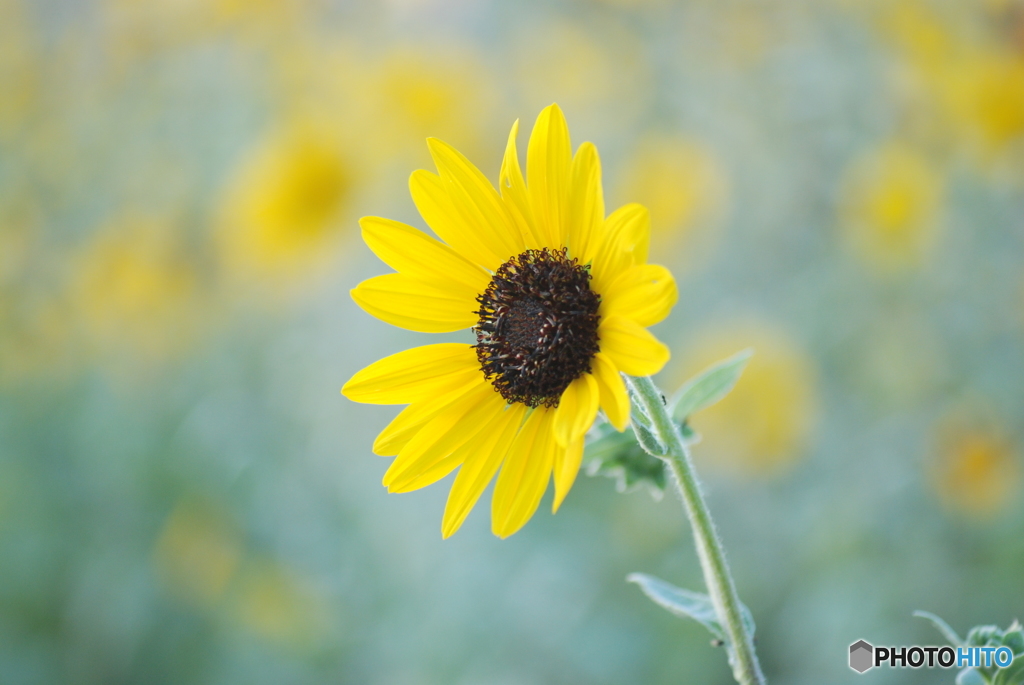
xmin=625 ymin=375 xmax=766 ymax=685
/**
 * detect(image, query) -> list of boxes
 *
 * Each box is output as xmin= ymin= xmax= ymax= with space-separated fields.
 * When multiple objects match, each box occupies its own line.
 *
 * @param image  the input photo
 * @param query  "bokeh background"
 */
xmin=2 ymin=0 xmax=1024 ymax=683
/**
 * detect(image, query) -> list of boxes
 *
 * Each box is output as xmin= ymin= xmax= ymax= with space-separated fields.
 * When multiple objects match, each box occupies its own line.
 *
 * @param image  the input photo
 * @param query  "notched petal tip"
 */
xmin=543 ymin=102 xmax=565 ymax=116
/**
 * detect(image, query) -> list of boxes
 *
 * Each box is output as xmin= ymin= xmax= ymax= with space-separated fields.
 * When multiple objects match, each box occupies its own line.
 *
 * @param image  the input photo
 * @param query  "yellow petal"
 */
xmin=351 ymin=273 xmax=478 ymax=333
xmin=553 ymin=373 xmax=599 ymax=447
xmin=591 ymin=352 xmax=630 ymax=432
xmin=427 ymin=138 xmax=524 ymax=263
xmin=599 ymin=314 xmax=671 ymax=377
xmin=359 ymin=216 xmax=490 ymax=294
xmin=388 ymin=453 xmax=463 ymax=494
xmin=410 ymin=169 xmax=504 ymax=271
xmin=442 ymin=403 xmax=527 ymax=538
xmin=401 ymin=401 xmax=520 ymax=495
xmin=499 ymin=119 xmax=543 ymax=248
xmin=373 ymin=404 xmax=422 ymax=456
xmin=590 ymin=203 xmax=650 ymax=294
xmin=342 ymin=343 xmax=479 ymax=405
xmin=552 ymin=436 xmax=584 ymax=513
xmin=567 ymin=141 xmax=604 ymax=263
xmin=527 ymin=104 xmax=572 ymax=247
xmin=372 ymin=382 xmax=479 ymax=456
xmin=601 ymin=263 xmax=678 ymax=327
xmin=385 ymin=386 xmax=508 ymax=493
xmin=491 ymin=407 xmax=556 ymax=538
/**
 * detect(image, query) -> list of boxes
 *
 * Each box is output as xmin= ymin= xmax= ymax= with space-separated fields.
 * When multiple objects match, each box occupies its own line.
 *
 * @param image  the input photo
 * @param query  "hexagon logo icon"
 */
xmin=849 ymin=640 xmax=874 ymax=673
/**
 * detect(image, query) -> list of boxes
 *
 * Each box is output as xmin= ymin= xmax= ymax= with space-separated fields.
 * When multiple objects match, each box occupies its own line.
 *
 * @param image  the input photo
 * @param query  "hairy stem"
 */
xmin=625 ymin=375 xmax=766 ymax=685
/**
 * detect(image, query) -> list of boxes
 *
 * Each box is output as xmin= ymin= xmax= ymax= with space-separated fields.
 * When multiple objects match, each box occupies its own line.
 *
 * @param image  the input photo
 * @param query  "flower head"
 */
xmin=217 ymin=119 xmax=352 ymax=284
xmin=839 ymin=140 xmax=943 ymax=272
xmin=73 ymin=214 xmax=201 ymax=367
xmin=342 ymin=105 xmax=677 ymax=538
xmin=930 ymin=417 xmax=1021 ymax=520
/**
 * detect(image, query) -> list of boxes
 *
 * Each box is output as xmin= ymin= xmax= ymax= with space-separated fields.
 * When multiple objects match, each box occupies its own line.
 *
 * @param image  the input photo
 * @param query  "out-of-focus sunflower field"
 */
xmin=1 ymin=0 xmax=1023 ymax=683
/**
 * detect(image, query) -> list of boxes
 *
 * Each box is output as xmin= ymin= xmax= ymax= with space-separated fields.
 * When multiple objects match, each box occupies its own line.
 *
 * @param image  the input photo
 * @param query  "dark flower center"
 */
xmin=474 ymin=248 xmax=601 ymax=408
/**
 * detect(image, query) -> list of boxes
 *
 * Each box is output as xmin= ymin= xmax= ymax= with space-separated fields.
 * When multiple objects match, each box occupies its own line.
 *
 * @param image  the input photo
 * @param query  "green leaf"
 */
xmin=625 ymin=381 xmax=666 ymax=455
xmin=1003 ymin=622 xmax=1024 ymax=654
xmin=670 ymin=348 xmax=753 ymax=422
xmin=584 ymin=423 xmax=635 ymax=461
xmin=911 ymin=616 xmax=1022 ymax=684
xmin=632 ymin=418 xmax=666 ymax=456
xmin=968 ymin=625 xmax=1004 ymax=648
xmin=993 ymin=655 xmax=1024 ymax=685
xmin=584 ymin=425 xmax=666 ymax=497
xmin=583 ymin=380 xmax=699 ymax=498
xmin=679 ymin=421 xmax=699 ymax=443
xmin=914 ymin=610 xmax=964 ymax=646
xmin=628 ymin=573 xmax=725 ymax=640
xmin=626 ymin=573 xmax=756 ymax=642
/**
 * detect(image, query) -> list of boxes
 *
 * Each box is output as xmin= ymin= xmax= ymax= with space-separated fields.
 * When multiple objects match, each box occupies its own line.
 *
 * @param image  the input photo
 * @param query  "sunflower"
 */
xmin=342 ymin=104 xmax=677 ymax=538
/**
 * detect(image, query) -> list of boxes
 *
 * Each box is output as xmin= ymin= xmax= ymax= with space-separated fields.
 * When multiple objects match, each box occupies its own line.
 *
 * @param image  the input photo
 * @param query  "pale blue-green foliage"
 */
xmin=629 ymin=394 xmax=668 ymax=457
xmin=585 ymin=424 xmax=667 ymax=496
xmin=584 ymin=351 xmax=744 ymax=495
xmin=628 ymin=572 xmax=756 ymax=674
xmin=620 ymin=370 xmax=764 ymax=684
xmin=915 ymin=610 xmax=965 ymax=646
xmin=917 ymin=613 xmax=1024 ymax=685
xmin=669 ymin=349 xmax=753 ymax=423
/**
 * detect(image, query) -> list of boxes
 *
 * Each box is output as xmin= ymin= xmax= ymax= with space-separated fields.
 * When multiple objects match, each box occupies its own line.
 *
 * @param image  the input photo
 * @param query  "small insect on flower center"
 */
xmin=474 ymin=248 xmax=601 ymax=408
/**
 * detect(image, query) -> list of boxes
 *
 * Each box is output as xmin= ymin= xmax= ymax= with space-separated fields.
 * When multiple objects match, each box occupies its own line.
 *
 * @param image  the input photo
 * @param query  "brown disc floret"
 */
xmin=474 ymin=248 xmax=601 ymax=408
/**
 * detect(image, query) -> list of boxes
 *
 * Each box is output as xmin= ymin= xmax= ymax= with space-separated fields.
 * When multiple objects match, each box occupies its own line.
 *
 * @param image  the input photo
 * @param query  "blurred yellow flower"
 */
xmin=676 ymin=322 xmax=817 ymax=478
xmin=364 ymin=49 xmax=501 ymax=164
xmin=211 ymin=0 xmax=296 ymax=25
xmin=717 ymin=5 xmax=776 ymax=67
xmin=881 ymin=3 xmax=1024 ymax=162
xmin=216 ymin=120 xmax=352 ymax=284
xmin=942 ymin=50 xmax=1024 ymax=154
xmin=72 ymin=215 xmax=202 ymax=366
xmin=0 ymin=0 xmax=39 ymax=138
xmin=152 ymin=498 xmax=242 ymax=608
xmin=0 ymin=292 xmax=73 ymax=387
xmin=0 ymin=200 xmax=77 ymax=385
xmin=312 ymin=45 xmax=499 ymax=170
xmin=839 ymin=141 xmax=943 ymax=272
xmin=103 ymin=0 xmax=301 ymax=62
xmin=516 ymin=22 xmax=613 ymax=107
xmin=615 ymin=136 xmax=727 ymax=263
xmin=929 ymin=419 xmax=1021 ymax=519
xmin=881 ymin=2 xmax=956 ymax=75
xmin=234 ymin=560 xmax=326 ymax=648
xmin=513 ymin=21 xmax=652 ymax=135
